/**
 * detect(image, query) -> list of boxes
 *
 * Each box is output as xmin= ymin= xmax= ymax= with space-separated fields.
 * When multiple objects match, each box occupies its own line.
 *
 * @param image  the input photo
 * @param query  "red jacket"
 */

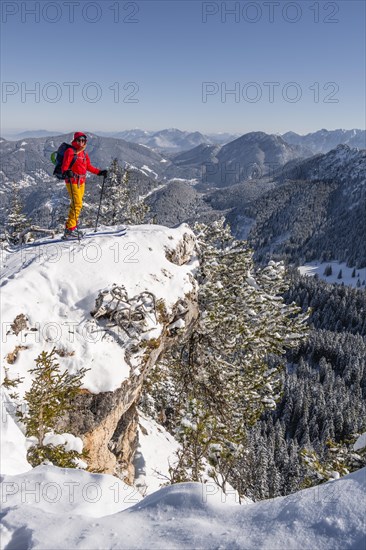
xmin=62 ymin=140 xmax=100 ymax=184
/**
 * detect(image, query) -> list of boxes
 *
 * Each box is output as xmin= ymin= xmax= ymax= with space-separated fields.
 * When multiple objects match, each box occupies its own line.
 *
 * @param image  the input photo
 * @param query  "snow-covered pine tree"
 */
xmin=167 ymin=397 xmax=215 ymax=484
xmin=5 ymin=184 xmax=30 ymax=243
xmin=143 ymin=219 xmax=309 ymax=493
xmin=17 ymin=348 xmax=89 ymax=468
xmin=98 ymin=159 xmax=149 ymax=225
xmin=300 ymin=434 xmax=366 ymax=485
xmin=193 ymin=220 xmax=308 ymax=421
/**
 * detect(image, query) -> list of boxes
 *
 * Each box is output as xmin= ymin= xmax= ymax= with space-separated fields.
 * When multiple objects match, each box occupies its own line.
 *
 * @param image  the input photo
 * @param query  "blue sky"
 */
xmin=1 ymin=0 xmax=365 ymax=135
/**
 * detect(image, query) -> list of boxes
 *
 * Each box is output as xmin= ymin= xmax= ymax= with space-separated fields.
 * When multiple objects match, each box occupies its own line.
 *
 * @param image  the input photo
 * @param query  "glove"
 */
xmin=63 ymin=170 xmax=74 ymax=179
xmin=98 ymin=169 xmax=108 ymax=177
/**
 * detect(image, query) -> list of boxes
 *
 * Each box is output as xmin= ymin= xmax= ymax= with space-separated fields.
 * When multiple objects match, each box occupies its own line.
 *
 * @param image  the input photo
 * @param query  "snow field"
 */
xmin=299 ymin=261 xmax=366 ymax=288
xmin=1 ymin=461 xmax=365 ymax=549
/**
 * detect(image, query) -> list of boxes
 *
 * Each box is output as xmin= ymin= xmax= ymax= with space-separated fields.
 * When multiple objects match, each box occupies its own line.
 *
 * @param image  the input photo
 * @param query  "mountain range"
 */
xmin=244 ymin=145 xmax=366 ymax=267
xmin=5 ymin=127 xmax=364 ymax=154
xmin=0 ymin=129 xmax=308 ymax=190
xmin=3 ymin=128 xmax=240 ymax=152
xmin=1 ymin=129 xmax=365 ymax=267
xmin=283 ymin=128 xmax=365 ymax=154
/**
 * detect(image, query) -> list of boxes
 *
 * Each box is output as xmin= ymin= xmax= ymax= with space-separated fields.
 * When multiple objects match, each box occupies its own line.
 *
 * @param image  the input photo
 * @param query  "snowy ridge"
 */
xmin=283 ymin=128 xmax=366 ymax=154
xmin=0 ymin=224 xmax=197 ymax=396
xmin=281 ymin=144 xmax=366 ymax=187
xmin=1 ymin=458 xmax=365 ymax=549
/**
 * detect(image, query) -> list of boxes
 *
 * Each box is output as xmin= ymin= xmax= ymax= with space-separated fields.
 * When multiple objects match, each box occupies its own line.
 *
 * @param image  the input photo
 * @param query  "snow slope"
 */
xmin=0 ymin=224 xmax=197 ymax=396
xmin=0 ymin=388 xmax=31 ymax=475
xmin=2 ymin=388 xmax=365 ymax=549
xmin=133 ymin=413 xmax=180 ymax=496
xmin=299 ymin=261 xmax=366 ymax=288
xmin=1 ymin=463 xmax=365 ymax=549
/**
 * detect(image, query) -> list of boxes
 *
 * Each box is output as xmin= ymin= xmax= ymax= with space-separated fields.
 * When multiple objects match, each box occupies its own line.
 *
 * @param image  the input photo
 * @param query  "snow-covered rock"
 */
xmin=0 ymin=224 xmax=199 ymax=477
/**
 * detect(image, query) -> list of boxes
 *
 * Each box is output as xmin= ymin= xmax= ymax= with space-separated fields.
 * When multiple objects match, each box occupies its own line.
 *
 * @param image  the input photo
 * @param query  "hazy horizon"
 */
xmin=2 ymin=126 xmax=364 ymax=141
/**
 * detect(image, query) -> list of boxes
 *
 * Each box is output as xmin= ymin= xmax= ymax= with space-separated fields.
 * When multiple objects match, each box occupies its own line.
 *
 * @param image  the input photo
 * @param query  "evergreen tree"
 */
xmin=143 ymin=219 xmax=309 ymax=495
xmin=231 ymin=271 xmax=366 ymax=500
xmin=167 ymin=398 xmax=214 ymax=484
xmin=99 ymin=159 xmax=149 ymax=225
xmin=17 ymin=348 xmax=89 ymax=468
xmin=324 ymin=265 xmax=333 ymax=276
xmin=5 ymin=184 xmax=30 ymax=243
xmin=300 ymin=435 xmax=366 ymax=485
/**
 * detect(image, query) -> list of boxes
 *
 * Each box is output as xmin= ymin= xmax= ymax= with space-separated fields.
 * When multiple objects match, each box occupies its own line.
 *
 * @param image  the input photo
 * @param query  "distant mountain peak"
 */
xmin=282 ymin=128 xmax=365 ymax=154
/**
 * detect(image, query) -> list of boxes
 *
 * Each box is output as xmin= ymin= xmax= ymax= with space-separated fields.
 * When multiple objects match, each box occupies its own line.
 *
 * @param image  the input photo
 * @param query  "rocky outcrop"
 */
xmin=57 ymin=232 xmax=199 ymax=482
xmin=2 ymin=225 xmax=198 ymax=484
xmin=165 ymin=227 xmax=196 ymax=266
xmin=109 ymin=402 xmax=139 ymax=484
xmin=10 ymin=314 xmax=29 ymax=335
xmin=60 ymin=293 xmax=198 ymax=479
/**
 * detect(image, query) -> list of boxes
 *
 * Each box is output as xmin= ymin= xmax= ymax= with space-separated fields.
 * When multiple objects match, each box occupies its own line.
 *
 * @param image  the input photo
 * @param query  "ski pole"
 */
xmin=94 ymin=174 xmax=106 ymax=232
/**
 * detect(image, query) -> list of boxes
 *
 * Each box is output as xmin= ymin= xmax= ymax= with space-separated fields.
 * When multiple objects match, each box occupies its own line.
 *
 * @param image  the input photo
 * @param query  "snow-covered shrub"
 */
xmin=17 ymin=348 xmax=89 ymax=468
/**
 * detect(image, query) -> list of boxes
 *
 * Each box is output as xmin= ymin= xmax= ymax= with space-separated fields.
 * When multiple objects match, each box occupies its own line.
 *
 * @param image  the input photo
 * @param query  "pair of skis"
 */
xmin=21 ymin=227 xmax=127 ymax=249
xmin=64 ymin=227 xmax=127 ymax=240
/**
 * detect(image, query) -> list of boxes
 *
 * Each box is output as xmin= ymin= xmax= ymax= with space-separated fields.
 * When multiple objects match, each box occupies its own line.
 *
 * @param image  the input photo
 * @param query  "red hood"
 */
xmin=72 ymin=131 xmax=87 ymax=151
xmin=73 ymin=131 xmax=87 ymax=140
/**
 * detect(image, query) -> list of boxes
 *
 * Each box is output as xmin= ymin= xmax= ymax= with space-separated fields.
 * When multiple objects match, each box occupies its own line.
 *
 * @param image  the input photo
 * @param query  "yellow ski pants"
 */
xmin=65 ymin=182 xmax=85 ymax=229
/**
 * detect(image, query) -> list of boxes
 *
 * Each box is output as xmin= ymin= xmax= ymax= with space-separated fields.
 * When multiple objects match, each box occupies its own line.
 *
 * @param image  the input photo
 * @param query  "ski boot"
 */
xmin=62 ymin=228 xmax=80 ymax=240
